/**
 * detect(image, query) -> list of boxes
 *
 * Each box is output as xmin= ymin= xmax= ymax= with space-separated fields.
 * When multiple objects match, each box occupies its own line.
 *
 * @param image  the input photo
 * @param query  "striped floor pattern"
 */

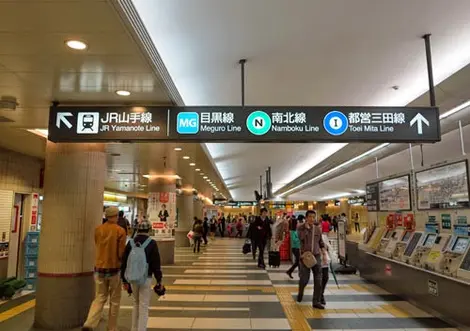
xmin=0 ymin=237 xmax=461 ymax=330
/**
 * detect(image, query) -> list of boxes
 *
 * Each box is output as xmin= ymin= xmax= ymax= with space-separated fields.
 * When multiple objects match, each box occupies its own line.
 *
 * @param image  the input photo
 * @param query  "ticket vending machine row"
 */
xmin=440 ymin=231 xmax=470 ymax=276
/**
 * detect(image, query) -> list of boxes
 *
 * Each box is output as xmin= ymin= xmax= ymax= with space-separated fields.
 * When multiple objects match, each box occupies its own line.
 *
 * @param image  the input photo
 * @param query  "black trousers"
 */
xmin=321 ymin=267 xmax=329 ymax=302
xmin=193 ymin=236 xmax=201 ymax=253
xmin=202 ymin=231 xmax=208 ymax=244
xmin=253 ymin=240 xmax=266 ymax=266
xmin=287 ymin=248 xmax=300 ymax=274
xmin=355 ymin=222 xmax=360 ymax=232
xmin=298 ymin=256 xmax=322 ymax=304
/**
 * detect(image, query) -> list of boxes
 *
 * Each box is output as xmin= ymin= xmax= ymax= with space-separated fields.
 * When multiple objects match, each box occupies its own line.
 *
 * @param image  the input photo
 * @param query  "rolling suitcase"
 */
xmin=268 ymin=251 xmax=281 ymax=268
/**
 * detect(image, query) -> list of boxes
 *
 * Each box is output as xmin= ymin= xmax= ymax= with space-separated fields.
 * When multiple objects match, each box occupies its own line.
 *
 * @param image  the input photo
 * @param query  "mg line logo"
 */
xmin=177 ymin=112 xmax=199 ymax=134
xmin=246 ymin=110 xmax=271 ymax=135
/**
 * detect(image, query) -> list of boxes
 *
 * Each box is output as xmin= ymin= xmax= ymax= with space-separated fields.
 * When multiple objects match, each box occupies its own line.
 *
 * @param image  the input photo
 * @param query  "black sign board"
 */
xmin=48 ymin=106 xmax=441 ymax=143
xmin=366 ymin=182 xmax=379 ymax=211
xmin=216 ymin=201 xmax=257 ymax=207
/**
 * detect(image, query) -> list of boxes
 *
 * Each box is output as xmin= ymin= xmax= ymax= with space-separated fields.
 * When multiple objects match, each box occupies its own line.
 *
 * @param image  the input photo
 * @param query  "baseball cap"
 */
xmin=138 ymin=220 xmax=152 ymax=231
xmin=105 ymin=206 xmax=119 ymax=218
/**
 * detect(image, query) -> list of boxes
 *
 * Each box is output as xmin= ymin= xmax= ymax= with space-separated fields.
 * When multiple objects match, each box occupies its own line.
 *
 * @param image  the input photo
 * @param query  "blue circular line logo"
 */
xmin=323 ymin=110 xmax=348 ymax=136
xmin=246 ymin=111 xmax=272 ymax=136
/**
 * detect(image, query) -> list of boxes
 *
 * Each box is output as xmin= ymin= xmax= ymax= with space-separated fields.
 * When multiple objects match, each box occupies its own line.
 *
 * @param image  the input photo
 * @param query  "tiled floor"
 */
xmin=0 ymin=237 xmax=463 ymax=330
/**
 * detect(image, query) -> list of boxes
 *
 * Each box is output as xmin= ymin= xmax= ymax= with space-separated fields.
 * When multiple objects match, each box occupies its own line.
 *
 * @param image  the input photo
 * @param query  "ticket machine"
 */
xmin=361 ymin=225 xmax=386 ymax=253
xmin=386 ymin=214 xmax=415 ymax=259
xmin=410 ymin=232 xmax=438 ymax=267
xmin=457 ymin=243 xmax=470 ymax=281
xmin=401 ymin=231 xmax=423 ymax=263
xmin=376 ymin=214 xmax=396 ymax=254
xmin=423 ymin=233 xmax=452 ymax=272
xmin=439 ymin=225 xmax=470 ymax=276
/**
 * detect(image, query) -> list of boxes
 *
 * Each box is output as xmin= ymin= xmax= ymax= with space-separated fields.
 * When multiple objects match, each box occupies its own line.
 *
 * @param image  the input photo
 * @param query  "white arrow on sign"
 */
xmin=410 ymin=113 xmax=429 ymax=135
xmin=56 ymin=112 xmax=73 ymax=129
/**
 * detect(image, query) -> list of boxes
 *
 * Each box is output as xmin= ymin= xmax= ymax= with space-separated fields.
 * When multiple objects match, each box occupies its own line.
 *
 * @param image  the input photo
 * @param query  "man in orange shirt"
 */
xmin=82 ymin=206 xmax=127 ymax=331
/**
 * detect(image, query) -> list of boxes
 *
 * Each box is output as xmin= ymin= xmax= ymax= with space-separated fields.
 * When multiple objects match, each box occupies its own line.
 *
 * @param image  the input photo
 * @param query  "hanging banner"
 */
xmin=48 ymin=106 xmax=440 ymax=143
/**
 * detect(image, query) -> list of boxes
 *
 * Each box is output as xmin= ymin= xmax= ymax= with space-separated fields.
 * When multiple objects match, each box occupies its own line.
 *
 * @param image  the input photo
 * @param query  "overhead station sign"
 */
xmin=48 ymin=106 xmax=440 ymax=143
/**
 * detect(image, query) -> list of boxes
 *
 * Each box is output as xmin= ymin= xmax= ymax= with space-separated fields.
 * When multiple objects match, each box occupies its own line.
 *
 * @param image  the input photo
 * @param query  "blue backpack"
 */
xmin=125 ymin=237 xmax=152 ymax=285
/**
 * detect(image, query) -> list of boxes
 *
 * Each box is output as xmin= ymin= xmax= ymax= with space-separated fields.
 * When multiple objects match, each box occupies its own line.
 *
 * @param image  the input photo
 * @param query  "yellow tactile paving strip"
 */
xmin=275 ymin=287 xmax=312 ymax=331
xmin=0 ymin=299 xmax=35 ymax=323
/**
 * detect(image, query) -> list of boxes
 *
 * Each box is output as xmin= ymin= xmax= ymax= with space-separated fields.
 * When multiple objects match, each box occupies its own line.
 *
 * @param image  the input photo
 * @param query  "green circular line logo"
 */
xmin=246 ymin=111 xmax=271 ymax=136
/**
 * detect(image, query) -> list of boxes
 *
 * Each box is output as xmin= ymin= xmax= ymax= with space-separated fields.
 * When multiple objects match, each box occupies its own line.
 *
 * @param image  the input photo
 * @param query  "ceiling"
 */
xmin=0 ymin=0 xmax=229 ymax=198
xmin=132 ymin=0 xmax=470 ymax=200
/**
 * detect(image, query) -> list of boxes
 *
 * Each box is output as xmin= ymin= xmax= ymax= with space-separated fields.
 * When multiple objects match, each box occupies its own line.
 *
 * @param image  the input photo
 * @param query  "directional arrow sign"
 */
xmin=56 ymin=112 xmax=73 ymax=129
xmin=410 ymin=113 xmax=429 ymax=135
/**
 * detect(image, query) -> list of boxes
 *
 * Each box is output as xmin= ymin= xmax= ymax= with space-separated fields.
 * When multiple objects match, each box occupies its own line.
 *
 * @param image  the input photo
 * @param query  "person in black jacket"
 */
xmin=250 ymin=208 xmax=272 ymax=269
xmin=202 ymin=217 xmax=209 ymax=245
xmin=121 ymin=220 xmax=162 ymax=331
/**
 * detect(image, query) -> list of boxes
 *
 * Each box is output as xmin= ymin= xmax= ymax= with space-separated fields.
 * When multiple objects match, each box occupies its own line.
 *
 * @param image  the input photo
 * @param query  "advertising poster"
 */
xmin=148 ymin=192 xmax=176 ymax=238
xmin=416 ymin=161 xmax=470 ymax=210
xmin=338 ymin=221 xmax=346 ymax=260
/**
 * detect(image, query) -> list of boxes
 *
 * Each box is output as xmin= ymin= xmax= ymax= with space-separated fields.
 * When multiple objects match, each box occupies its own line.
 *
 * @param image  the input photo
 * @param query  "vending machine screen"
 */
xmin=402 ymin=231 xmax=412 ymax=242
xmin=424 ymin=234 xmax=437 ymax=247
xmin=404 ymin=232 xmax=423 ymax=257
xmin=384 ymin=230 xmax=392 ymax=239
xmin=452 ymin=237 xmax=469 ymax=254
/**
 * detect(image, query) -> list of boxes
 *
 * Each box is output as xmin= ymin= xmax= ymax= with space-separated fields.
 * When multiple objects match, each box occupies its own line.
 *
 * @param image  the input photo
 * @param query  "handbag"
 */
xmin=301 ymin=226 xmax=317 ymax=268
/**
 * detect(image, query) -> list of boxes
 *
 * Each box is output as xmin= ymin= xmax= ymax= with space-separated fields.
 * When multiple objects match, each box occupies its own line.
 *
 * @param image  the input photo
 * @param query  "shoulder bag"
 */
xmin=301 ymin=226 xmax=317 ymax=268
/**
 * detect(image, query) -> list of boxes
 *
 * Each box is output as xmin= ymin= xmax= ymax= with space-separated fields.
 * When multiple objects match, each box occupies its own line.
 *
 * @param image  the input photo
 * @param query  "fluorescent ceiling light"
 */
xmin=203 ymin=176 xmax=208 ymax=179
xmin=143 ymin=174 xmax=181 ymax=180
xmin=183 ymin=156 xmax=190 ymax=160
xmin=195 ymin=168 xmax=201 ymax=171
xmin=439 ymin=100 xmax=470 ymax=120
xmin=65 ymin=40 xmax=88 ymax=50
xmin=189 ymin=163 xmax=196 ymax=166
xmin=26 ymin=129 xmax=48 ymax=138
xmin=280 ymin=143 xmax=390 ymax=197
xmin=116 ymin=90 xmax=131 ymax=96
xmin=174 ymin=147 xmax=182 ymax=151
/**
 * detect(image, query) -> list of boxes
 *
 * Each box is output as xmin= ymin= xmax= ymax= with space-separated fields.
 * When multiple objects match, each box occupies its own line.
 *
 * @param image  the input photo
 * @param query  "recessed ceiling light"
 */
xmin=200 ymin=173 xmax=204 ymax=175
xmin=189 ymin=163 xmax=196 ymax=166
xmin=174 ymin=147 xmax=182 ymax=151
xmin=206 ymin=179 xmax=211 ymax=182
xmin=183 ymin=156 xmax=190 ymax=160
xmin=65 ymin=40 xmax=88 ymax=50
xmin=203 ymin=176 xmax=208 ymax=179
xmin=116 ymin=90 xmax=131 ymax=96
xmin=195 ymin=168 xmax=201 ymax=171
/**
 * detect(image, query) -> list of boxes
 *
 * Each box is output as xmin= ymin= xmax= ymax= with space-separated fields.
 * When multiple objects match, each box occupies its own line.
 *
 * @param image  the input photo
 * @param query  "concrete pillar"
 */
xmin=34 ymin=142 xmax=105 ymax=330
xmin=340 ymin=199 xmax=350 ymax=216
xmin=175 ymin=189 xmax=194 ymax=247
xmin=317 ymin=201 xmax=326 ymax=216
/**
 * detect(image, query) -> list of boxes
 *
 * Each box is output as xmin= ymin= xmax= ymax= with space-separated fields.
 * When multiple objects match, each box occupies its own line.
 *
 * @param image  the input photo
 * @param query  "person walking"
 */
xmin=210 ymin=217 xmax=217 ymax=239
xmin=192 ymin=217 xmax=204 ymax=253
xmin=297 ymin=210 xmax=328 ymax=310
xmin=320 ymin=233 xmax=332 ymax=306
xmin=321 ymin=216 xmax=331 ymax=234
xmin=354 ymin=213 xmax=361 ymax=233
xmin=118 ymin=210 xmax=130 ymax=235
xmin=286 ymin=217 xmax=301 ymax=279
xmin=332 ymin=216 xmax=338 ymax=233
xmin=235 ymin=217 xmax=244 ymax=238
xmin=218 ymin=214 xmax=226 ymax=237
xmin=82 ymin=206 xmax=127 ymax=331
xmin=251 ymin=208 xmax=272 ymax=269
xmin=121 ymin=219 xmax=163 ymax=331
xmin=202 ymin=217 xmax=209 ymax=245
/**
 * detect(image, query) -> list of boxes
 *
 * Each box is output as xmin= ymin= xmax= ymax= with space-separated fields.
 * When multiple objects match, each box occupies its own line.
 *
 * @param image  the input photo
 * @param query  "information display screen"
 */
xmin=452 ymin=237 xmax=469 ymax=253
xmin=379 ymin=175 xmax=411 ymax=211
xmin=404 ymin=232 xmax=423 ymax=257
xmin=416 ymin=160 xmax=470 ymax=210
xmin=460 ymin=247 xmax=470 ymax=271
xmin=424 ymin=233 xmax=437 ymax=247
xmin=402 ymin=231 xmax=412 ymax=242
xmin=384 ymin=230 xmax=392 ymax=239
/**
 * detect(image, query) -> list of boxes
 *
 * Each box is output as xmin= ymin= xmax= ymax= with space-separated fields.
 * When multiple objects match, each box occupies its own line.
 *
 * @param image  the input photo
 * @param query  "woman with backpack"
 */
xmin=121 ymin=220 xmax=163 ymax=331
xmin=192 ymin=217 xmax=204 ymax=253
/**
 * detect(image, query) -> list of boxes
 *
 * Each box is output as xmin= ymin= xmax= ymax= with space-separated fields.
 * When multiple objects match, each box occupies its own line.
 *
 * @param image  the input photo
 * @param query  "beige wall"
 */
xmin=0 ymin=147 xmax=43 ymax=193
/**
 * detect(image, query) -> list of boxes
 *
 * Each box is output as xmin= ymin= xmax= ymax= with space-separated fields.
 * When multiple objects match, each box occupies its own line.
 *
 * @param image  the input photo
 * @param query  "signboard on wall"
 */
xmin=366 ymin=183 xmax=379 ymax=211
xmin=48 ymin=106 xmax=441 ymax=143
xmin=416 ymin=160 xmax=470 ymax=210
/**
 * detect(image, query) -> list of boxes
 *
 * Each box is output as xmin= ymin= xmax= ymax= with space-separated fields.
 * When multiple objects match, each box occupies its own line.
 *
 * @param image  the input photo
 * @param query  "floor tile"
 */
xmin=251 ymin=318 xmax=291 ymax=330
xmin=191 ymin=317 xmax=251 ymax=329
xmin=147 ymin=317 xmax=195 ymax=329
